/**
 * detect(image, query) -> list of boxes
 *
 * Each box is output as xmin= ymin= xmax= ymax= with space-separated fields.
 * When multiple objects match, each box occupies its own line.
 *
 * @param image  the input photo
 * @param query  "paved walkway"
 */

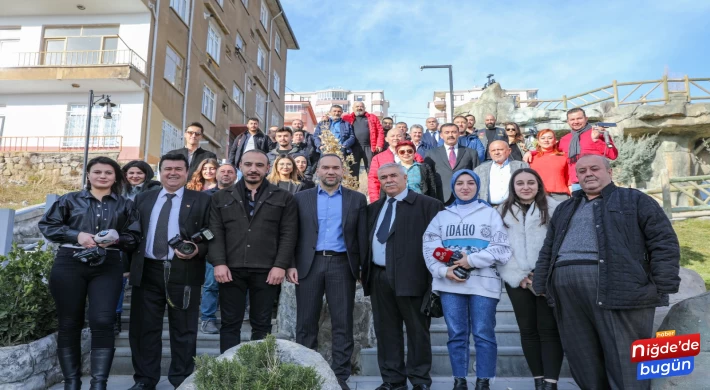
xmin=50 ymin=375 xmax=580 ymax=389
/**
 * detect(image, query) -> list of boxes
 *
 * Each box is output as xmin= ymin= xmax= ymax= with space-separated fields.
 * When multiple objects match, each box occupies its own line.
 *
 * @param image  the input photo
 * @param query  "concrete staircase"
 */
xmin=360 ymin=291 xmax=572 ymax=377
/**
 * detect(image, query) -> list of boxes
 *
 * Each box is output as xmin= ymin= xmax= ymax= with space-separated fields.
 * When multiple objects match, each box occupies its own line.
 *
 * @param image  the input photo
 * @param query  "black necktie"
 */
xmin=376 ymin=198 xmax=396 ymax=244
xmin=153 ymin=193 xmax=176 ymax=259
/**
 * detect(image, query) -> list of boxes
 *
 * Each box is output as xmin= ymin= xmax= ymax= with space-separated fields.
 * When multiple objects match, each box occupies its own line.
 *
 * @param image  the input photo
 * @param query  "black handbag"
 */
xmin=420 ymin=287 xmax=443 ymax=318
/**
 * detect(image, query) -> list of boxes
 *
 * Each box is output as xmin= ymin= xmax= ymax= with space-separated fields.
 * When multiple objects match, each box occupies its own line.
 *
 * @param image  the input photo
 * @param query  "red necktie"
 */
xmin=449 ymin=146 xmax=456 ymax=169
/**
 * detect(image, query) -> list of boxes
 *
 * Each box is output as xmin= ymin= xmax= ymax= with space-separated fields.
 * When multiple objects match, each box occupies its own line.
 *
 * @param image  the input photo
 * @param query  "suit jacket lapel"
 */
xmin=454 ymin=146 xmax=465 ymax=169
xmin=179 ymin=190 xmax=195 ymax=228
xmin=310 ymin=188 xmax=319 ymax=228
xmin=341 ymin=188 xmax=351 ymax=228
xmin=141 ymin=190 xmax=161 ymax=231
xmin=369 ymin=198 xmax=385 ymax=243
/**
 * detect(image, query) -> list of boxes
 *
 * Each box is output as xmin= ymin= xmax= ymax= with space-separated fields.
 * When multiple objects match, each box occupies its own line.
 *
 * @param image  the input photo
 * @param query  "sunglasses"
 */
xmin=186 ymin=130 xmax=203 ymax=136
xmin=397 ymin=149 xmax=415 ymax=155
xmin=505 ymin=128 xmax=516 ymax=131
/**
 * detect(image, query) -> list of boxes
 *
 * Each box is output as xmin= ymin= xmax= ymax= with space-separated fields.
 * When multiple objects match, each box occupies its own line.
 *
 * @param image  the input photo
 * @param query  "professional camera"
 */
xmin=526 ymin=126 xmax=538 ymax=139
xmin=595 ymin=122 xmax=616 ymax=148
xmin=73 ymin=246 xmax=107 ymax=266
xmin=433 ymin=247 xmax=471 ymax=280
xmin=168 ymin=228 xmax=214 ymax=256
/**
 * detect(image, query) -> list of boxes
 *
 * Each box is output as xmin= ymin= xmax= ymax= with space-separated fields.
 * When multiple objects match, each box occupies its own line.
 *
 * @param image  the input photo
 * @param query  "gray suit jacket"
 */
xmin=293 ymin=186 xmax=368 ymax=279
xmin=424 ymin=145 xmax=479 ymax=205
xmin=473 ymin=160 xmax=529 ymax=203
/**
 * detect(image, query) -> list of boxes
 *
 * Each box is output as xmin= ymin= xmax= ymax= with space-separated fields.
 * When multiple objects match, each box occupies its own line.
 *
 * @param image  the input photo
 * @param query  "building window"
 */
xmin=257 ymin=45 xmax=266 ymax=71
xmin=164 ymin=45 xmax=184 ymax=91
xmin=235 ymin=32 xmax=245 ymax=51
xmin=206 ymin=23 xmax=221 ymax=64
xmin=285 ymin=104 xmax=302 ymax=113
xmin=274 ymin=33 xmax=281 ymax=56
xmin=454 ymin=95 xmax=464 ymax=101
xmin=260 ymin=1 xmax=269 ymax=28
xmin=42 ymin=26 xmax=120 ymax=66
xmin=64 ymin=104 xmax=121 ymax=148
xmin=271 ymin=111 xmax=281 ymax=127
xmin=317 ymin=91 xmax=348 ymax=101
xmin=255 ymin=90 xmax=266 ymax=120
xmin=354 ymin=95 xmax=365 ymax=101
xmin=161 ymin=120 xmax=183 ymax=155
xmin=372 ymin=104 xmax=383 ymax=113
xmin=202 ymin=85 xmax=216 ymax=122
xmin=0 ymin=29 xmax=20 ymax=67
xmin=300 ymin=97 xmax=310 ymax=102
xmin=232 ymin=83 xmax=244 ymax=109
xmin=170 ymin=0 xmax=189 ymax=22
xmin=272 ymin=71 xmax=280 ymax=96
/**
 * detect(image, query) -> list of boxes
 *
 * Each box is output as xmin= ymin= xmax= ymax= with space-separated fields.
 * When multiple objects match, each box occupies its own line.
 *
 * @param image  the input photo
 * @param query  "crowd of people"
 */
xmin=38 ymin=106 xmax=681 ymax=390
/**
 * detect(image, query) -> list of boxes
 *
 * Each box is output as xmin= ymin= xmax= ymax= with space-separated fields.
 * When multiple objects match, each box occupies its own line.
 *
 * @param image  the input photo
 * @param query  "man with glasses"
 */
xmin=167 ymin=122 xmax=217 ymax=179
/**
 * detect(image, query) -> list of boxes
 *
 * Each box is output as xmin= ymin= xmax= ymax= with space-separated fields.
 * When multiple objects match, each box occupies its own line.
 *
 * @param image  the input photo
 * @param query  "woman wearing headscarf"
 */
xmin=497 ymin=168 xmax=563 ymax=390
xmin=121 ymin=160 xmax=161 ymax=200
xmin=423 ymin=170 xmax=512 ymax=390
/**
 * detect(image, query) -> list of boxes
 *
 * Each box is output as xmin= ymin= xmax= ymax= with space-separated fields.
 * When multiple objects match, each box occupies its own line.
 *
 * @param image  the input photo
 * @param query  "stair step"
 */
xmin=360 ymin=346 xmax=572 ymax=377
xmin=114 ymin=330 xmax=251 ymax=349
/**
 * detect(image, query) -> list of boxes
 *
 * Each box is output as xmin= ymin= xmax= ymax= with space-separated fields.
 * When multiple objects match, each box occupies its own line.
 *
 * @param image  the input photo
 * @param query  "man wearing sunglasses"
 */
xmin=166 ymin=122 xmax=218 ymax=179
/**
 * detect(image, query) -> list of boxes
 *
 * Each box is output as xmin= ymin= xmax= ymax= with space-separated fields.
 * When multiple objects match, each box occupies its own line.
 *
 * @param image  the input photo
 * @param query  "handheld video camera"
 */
xmin=168 ymin=228 xmax=215 ymax=256
xmin=73 ymin=246 xmax=106 ymax=266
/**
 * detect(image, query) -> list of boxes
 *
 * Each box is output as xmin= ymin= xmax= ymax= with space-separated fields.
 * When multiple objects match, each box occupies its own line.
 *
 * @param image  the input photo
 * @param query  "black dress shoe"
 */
xmin=474 ymin=378 xmax=490 ymax=390
xmin=541 ymin=381 xmax=558 ymax=390
xmin=127 ymin=383 xmax=156 ymax=390
xmin=535 ymin=378 xmax=545 ymax=390
xmin=412 ymin=385 xmax=430 ymax=390
xmin=376 ymin=382 xmax=408 ymax=390
xmin=453 ymin=377 xmax=468 ymax=390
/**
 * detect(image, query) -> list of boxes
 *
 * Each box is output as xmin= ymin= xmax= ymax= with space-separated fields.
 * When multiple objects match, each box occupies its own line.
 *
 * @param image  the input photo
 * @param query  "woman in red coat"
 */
xmin=528 ymin=129 xmax=570 ymax=201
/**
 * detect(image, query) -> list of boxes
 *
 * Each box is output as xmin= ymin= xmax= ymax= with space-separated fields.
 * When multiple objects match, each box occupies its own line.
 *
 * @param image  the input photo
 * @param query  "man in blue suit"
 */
xmin=421 ymin=117 xmax=441 ymax=149
xmin=314 ymin=105 xmax=356 ymax=157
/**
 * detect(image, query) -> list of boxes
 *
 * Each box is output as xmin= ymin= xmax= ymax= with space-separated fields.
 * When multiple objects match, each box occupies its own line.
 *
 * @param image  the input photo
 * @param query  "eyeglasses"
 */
xmin=397 ymin=149 xmax=415 ymax=155
xmin=186 ymin=131 xmax=203 ymax=136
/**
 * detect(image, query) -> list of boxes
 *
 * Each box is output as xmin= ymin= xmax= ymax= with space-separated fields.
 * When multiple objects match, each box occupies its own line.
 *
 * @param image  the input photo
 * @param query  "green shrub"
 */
xmin=0 ymin=242 xmax=57 ymax=346
xmin=610 ymin=132 xmax=660 ymax=187
xmin=194 ymin=335 xmax=323 ymax=390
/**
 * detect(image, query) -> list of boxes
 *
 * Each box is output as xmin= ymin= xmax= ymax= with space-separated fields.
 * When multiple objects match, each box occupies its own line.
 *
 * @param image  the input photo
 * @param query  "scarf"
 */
xmin=449 ymin=170 xmax=491 ymax=207
xmin=568 ymin=123 xmax=591 ymax=162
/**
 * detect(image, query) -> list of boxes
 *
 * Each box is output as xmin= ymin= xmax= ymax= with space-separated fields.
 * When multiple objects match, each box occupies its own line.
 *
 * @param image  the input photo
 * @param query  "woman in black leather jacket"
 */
xmin=39 ymin=156 xmax=141 ymax=390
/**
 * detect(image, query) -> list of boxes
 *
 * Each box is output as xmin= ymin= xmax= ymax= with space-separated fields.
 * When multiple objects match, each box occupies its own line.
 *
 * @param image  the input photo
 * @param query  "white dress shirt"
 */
xmin=445 ymin=144 xmax=459 ymax=158
xmin=488 ymin=160 xmax=512 ymax=204
xmin=372 ymin=188 xmax=409 ymax=266
xmin=145 ymin=187 xmax=184 ymax=260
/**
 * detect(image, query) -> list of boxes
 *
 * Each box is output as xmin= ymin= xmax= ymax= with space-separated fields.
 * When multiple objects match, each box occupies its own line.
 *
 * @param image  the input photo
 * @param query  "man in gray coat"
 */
xmin=473 ymin=140 xmax=528 ymax=205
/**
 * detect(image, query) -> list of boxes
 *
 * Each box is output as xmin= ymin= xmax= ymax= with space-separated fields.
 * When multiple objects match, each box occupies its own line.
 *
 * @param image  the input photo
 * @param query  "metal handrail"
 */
xmin=518 ymin=75 xmax=710 ymax=109
xmin=0 ymin=136 xmax=123 ymax=152
xmin=1 ymin=49 xmax=147 ymax=74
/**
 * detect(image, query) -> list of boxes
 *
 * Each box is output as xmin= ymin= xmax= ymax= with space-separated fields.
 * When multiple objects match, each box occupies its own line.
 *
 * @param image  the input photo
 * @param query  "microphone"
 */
xmin=433 ymin=247 xmax=470 ymax=280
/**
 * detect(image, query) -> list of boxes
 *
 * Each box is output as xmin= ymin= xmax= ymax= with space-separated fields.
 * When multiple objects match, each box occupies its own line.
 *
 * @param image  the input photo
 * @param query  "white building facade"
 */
xmin=0 ymin=2 xmax=151 ymax=161
xmin=428 ymin=87 xmax=539 ymax=123
xmin=285 ymin=89 xmax=389 ymax=121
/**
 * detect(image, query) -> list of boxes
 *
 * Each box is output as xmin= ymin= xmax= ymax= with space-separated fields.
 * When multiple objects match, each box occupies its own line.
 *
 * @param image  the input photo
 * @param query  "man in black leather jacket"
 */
xmin=228 ymin=117 xmax=271 ymax=170
xmin=533 ymin=155 xmax=680 ymax=390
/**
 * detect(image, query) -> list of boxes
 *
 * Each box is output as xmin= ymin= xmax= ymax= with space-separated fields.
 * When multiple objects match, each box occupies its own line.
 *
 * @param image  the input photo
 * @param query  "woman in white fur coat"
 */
xmin=497 ymin=168 xmax=563 ymax=390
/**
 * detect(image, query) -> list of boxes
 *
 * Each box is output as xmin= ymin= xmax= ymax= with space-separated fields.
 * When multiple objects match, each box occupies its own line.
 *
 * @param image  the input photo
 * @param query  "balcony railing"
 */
xmin=1 ymin=49 xmax=147 ymax=74
xmin=0 ymin=136 xmax=123 ymax=152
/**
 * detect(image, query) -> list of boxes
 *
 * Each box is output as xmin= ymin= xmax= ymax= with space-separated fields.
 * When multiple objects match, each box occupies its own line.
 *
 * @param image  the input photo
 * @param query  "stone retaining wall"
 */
xmin=0 ymin=152 xmax=119 ymax=187
xmin=0 ymin=329 xmax=90 ymax=390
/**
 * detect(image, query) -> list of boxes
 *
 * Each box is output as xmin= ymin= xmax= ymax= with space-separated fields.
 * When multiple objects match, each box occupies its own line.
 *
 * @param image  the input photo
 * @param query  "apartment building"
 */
xmin=0 ymin=0 xmax=298 ymax=163
xmin=284 ymin=100 xmax=317 ymax=133
xmin=285 ymin=89 xmax=389 ymax=120
xmin=428 ymin=87 xmax=539 ymax=123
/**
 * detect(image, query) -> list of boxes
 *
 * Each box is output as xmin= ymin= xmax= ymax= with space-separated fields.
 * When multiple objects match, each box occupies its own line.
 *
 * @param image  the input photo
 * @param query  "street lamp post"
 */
xmin=81 ymin=90 xmax=116 ymax=187
xmin=421 ymin=65 xmax=455 ymax=122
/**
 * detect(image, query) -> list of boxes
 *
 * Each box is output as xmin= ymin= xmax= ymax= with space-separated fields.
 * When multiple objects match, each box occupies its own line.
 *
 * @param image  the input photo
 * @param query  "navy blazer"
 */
xmin=421 ymin=130 xmax=441 ymax=149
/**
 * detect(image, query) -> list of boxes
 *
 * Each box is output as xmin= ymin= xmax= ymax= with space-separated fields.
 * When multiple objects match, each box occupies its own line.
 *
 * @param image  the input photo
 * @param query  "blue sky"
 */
xmin=281 ymin=0 xmax=710 ymax=125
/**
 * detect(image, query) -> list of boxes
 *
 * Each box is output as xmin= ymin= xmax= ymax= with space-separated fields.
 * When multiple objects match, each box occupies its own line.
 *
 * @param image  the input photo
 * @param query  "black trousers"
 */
xmin=296 ymin=255 xmax=356 ymax=381
xmin=351 ymin=142 xmax=374 ymax=175
xmin=553 ymin=264 xmax=655 ymax=390
xmin=505 ymin=283 xmax=563 ymax=380
xmin=50 ymin=248 xmax=123 ymax=349
xmin=370 ymin=266 xmax=432 ymax=386
xmin=129 ymin=260 xmax=201 ymax=388
xmin=218 ymin=268 xmax=279 ymax=353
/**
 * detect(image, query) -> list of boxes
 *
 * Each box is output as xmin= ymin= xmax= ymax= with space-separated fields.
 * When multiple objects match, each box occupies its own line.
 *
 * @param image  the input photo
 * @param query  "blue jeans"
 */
xmin=439 ymin=292 xmax=499 ymax=379
xmin=116 ymin=277 xmax=127 ymax=313
xmin=201 ymin=262 xmax=219 ymax=322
